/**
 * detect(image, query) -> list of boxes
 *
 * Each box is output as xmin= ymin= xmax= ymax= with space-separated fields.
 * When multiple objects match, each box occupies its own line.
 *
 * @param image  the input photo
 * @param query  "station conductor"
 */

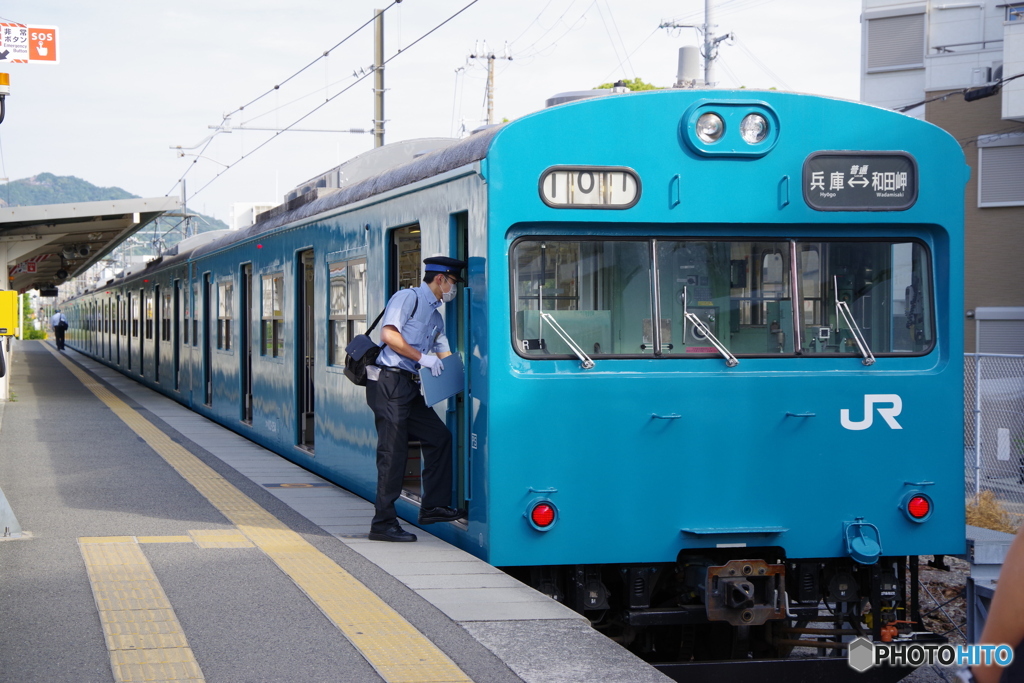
xmin=367 ymin=256 xmax=467 ymax=542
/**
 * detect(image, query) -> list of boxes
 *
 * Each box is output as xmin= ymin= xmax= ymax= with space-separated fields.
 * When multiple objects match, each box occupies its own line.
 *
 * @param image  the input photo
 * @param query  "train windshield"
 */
xmin=512 ymin=238 xmax=933 ymax=360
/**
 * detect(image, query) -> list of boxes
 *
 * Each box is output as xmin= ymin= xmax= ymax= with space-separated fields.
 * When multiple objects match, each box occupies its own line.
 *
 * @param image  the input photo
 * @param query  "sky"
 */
xmin=0 ymin=0 xmax=863 ymax=226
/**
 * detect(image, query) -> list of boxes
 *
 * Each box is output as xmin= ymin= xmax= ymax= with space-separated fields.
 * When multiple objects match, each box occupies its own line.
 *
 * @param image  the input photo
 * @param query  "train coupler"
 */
xmin=706 ymin=559 xmax=786 ymax=626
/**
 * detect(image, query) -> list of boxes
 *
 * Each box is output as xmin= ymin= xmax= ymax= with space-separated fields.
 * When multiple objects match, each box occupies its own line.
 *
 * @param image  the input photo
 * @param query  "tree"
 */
xmin=596 ymin=78 xmax=661 ymax=91
xmin=21 ymin=294 xmax=45 ymax=339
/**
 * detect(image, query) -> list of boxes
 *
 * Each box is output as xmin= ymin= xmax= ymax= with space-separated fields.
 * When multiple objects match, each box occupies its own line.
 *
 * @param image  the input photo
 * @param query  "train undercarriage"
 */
xmin=506 ymin=548 xmax=940 ymax=681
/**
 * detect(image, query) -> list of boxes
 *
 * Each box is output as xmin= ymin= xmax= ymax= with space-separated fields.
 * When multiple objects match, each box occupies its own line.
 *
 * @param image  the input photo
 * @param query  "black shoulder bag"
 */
xmin=343 ymin=296 xmax=419 ymax=386
xmin=343 ymin=310 xmax=386 ymax=386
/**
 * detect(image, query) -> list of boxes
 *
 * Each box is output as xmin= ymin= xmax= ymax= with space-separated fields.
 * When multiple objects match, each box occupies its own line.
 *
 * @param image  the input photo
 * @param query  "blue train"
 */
xmin=62 ymin=88 xmax=966 ymax=674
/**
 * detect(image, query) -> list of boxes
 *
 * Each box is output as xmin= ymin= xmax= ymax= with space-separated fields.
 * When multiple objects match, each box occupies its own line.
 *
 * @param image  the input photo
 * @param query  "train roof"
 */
xmin=189 ymin=124 xmax=506 ymax=261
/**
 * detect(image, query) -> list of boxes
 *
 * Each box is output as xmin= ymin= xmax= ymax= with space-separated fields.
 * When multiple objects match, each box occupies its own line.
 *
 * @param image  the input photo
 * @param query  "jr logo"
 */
xmin=840 ymin=394 xmax=903 ymax=431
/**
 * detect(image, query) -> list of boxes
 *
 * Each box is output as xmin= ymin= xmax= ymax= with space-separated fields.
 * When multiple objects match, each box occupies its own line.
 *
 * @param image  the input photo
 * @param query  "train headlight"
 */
xmin=527 ymin=500 xmax=558 ymax=531
xmin=901 ymin=492 xmax=933 ymax=522
xmin=740 ymin=113 xmax=769 ymax=144
xmin=681 ymin=101 xmax=780 ymax=157
xmin=696 ymin=113 xmax=725 ymax=143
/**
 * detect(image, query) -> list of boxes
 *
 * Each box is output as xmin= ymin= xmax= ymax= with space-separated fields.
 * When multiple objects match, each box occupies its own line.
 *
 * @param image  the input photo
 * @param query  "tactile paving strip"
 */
xmin=79 ymin=537 xmax=204 ymax=682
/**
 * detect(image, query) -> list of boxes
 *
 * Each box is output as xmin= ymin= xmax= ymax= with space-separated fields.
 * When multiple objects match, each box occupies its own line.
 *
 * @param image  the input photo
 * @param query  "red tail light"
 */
xmin=908 ymin=495 xmax=931 ymax=519
xmin=530 ymin=503 xmax=556 ymax=528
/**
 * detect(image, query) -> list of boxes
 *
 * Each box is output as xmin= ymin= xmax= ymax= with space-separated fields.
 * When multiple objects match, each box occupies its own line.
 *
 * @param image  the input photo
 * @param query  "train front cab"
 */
xmin=482 ymin=90 xmax=967 ymax=667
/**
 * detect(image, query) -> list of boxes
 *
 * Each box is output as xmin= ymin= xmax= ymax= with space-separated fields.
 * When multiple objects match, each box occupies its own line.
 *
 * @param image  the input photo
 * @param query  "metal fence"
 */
xmin=965 ymin=353 xmax=1024 ymax=528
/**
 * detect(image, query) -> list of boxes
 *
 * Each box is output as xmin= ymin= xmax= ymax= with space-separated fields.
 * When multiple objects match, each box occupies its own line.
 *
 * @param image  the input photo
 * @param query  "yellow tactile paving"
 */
xmin=187 ymin=529 xmax=254 ymax=548
xmin=49 ymin=344 xmax=473 ymax=683
xmin=137 ymin=536 xmax=193 ymax=544
xmin=78 ymin=539 xmax=204 ymax=682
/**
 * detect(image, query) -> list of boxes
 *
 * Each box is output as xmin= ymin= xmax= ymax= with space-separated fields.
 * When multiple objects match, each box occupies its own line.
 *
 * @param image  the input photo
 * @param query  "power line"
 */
xmin=594 ymin=0 xmax=634 ymax=80
xmin=732 ymin=36 xmax=791 ymax=90
xmin=227 ymin=1 xmax=400 ymax=120
xmin=180 ymin=0 xmax=484 ymax=205
xmin=512 ymin=0 xmax=595 ymax=60
xmin=168 ymin=3 xmax=400 ymax=196
xmin=895 ymin=72 xmax=1024 ymax=113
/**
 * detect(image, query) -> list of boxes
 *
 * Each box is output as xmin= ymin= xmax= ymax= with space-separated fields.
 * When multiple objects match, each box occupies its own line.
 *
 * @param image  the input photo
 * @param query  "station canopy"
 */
xmin=0 ymin=197 xmax=180 ymax=295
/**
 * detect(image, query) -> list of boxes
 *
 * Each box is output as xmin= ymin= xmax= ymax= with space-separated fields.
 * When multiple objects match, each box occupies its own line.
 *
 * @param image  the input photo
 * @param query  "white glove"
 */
xmin=419 ymin=354 xmax=444 ymax=377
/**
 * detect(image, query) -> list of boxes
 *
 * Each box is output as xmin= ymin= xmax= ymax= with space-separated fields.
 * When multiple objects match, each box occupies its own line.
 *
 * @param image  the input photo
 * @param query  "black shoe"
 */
xmin=418 ymin=506 xmax=465 ymax=525
xmin=368 ymin=524 xmax=417 ymax=542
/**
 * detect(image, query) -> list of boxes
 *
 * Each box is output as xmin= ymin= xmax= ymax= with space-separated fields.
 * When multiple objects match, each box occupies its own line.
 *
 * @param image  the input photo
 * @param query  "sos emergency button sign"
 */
xmin=0 ymin=23 xmax=59 ymax=64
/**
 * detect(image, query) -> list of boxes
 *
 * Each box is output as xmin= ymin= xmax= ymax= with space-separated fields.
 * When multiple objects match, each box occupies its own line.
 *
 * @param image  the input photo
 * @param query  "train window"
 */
xmin=145 ymin=290 xmax=154 ymax=340
xmin=328 ymin=258 xmax=367 ymax=365
xmin=512 ymin=237 xmax=934 ymax=360
xmin=513 ymin=239 xmax=653 ymax=357
xmin=797 ymin=241 xmax=933 ymax=355
xmin=261 ymin=273 xmax=284 ymax=357
xmin=161 ymin=291 xmax=172 ymax=342
xmin=217 ymin=281 xmax=233 ymax=351
xmin=192 ymin=283 xmax=200 ymax=347
xmin=131 ymin=294 xmax=140 ymax=338
xmin=656 ymin=240 xmax=795 ymax=356
xmin=390 ymin=225 xmax=422 ymax=294
xmin=183 ymin=285 xmax=190 ymax=345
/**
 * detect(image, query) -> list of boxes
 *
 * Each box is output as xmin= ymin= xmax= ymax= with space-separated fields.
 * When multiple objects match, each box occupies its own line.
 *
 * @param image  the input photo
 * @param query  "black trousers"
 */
xmin=54 ymin=327 xmax=65 ymax=350
xmin=366 ymin=371 xmax=453 ymax=533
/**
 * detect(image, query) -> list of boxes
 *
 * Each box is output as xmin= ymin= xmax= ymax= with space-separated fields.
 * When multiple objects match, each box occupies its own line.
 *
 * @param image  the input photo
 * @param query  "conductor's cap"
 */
xmin=424 ymin=256 xmax=466 ymax=282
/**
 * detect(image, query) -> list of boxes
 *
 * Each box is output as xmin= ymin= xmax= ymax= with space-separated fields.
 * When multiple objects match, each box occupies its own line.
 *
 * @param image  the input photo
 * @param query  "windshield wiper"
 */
xmin=682 ymin=287 xmax=738 ymax=367
xmin=834 ymin=276 xmax=875 ymax=366
xmin=540 ymin=312 xmax=595 ymax=369
xmin=684 ymin=311 xmax=739 ymax=367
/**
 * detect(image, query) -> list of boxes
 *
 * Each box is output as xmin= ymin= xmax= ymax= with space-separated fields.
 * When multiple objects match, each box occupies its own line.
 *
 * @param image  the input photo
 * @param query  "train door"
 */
xmin=107 ymin=299 xmax=113 ymax=361
xmin=241 ymin=264 xmax=253 ymax=423
xmin=154 ymin=285 xmax=161 ymax=383
xmin=173 ymin=280 xmax=181 ymax=391
xmin=140 ymin=288 xmax=148 ymax=378
xmin=297 ymin=250 xmax=315 ymax=451
xmin=449 ymin=212 xmax=470 ymax=511
xmin=117 ymin=296 xmax=123 ymax=366
xmin=388 ymin=226 xmax=424 ymax=502
xmin=127 ymin=293 xmax=134 ymax=370
xmin=203 ymin=273 xmax=212 ymax=405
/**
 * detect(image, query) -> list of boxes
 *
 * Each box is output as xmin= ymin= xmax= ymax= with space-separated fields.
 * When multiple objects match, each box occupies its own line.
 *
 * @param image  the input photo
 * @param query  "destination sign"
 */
xmin=803 ymin=152 xmax=917 ymax=211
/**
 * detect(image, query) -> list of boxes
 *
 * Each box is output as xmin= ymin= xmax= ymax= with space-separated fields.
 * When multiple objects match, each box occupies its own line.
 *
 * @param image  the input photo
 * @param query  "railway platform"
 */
xmin=0 ymin=340 xmax=671 ymax=683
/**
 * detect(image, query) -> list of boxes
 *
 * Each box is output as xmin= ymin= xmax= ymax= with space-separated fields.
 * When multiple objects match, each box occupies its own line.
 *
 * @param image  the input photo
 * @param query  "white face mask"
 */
xmin=441 ymin=278 xmax=457 ymax=303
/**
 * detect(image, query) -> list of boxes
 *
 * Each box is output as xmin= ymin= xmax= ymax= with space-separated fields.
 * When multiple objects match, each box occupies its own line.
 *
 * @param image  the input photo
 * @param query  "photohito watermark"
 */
xmin=848 ymin=637 xmax=1015 ymax=672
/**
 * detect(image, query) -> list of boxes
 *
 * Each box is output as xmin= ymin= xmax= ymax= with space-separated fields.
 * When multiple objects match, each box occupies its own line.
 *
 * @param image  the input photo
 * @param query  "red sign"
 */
xmin=0 ymin=23 xmax=59 ymax=64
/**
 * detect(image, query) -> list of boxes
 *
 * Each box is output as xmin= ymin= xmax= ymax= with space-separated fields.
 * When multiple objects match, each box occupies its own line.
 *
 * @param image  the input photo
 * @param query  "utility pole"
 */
xmin=468 ymin=42 xmax=512 ymax=126
xmin=373 ymin=9 xmax=385 ymax=148
xmin=703 ymin=0 xmax=717 ymax=87
xmin=659 ymin=0 xmax=732 ymax=88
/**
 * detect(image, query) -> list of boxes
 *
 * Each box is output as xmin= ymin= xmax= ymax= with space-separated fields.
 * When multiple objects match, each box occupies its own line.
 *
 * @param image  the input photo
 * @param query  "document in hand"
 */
xmin=419 ymin=354 xmax=465 ymax=406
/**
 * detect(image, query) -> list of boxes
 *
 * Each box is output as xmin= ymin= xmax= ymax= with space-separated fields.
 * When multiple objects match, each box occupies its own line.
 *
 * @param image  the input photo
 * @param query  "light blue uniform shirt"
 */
xmin=376 ymin=283 xmax=449 ymax=374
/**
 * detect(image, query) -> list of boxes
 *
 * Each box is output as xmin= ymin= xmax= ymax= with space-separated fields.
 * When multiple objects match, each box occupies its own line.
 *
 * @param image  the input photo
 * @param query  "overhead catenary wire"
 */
xmin=168 ymin=2 xmax=400 ymax=196
xmin=511 ymin=0 xmax=596 ymax=60
xmin=227 ymin=1 xmax=400 ymax=120
xmin=594 ymin=0 xmax=634 ymax=80
xmin=179 ymin=0 xmax=484 ymax=205
xmin=732 ymin=36 xmax=791 ymax=90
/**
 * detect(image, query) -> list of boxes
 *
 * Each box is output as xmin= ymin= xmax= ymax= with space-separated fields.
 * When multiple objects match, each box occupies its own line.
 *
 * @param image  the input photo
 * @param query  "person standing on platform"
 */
xmin=367 ymin=256 xmax=466 ymax=542
xmin=50 ymin=309 xmax=68 ymax=351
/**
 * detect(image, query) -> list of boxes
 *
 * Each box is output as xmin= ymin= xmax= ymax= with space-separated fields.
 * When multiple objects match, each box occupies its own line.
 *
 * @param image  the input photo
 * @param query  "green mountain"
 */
xmin=1 ymin=172 xmax=136 ymax=206
xmin=0 ymin=173 xmax=228 ymax=235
